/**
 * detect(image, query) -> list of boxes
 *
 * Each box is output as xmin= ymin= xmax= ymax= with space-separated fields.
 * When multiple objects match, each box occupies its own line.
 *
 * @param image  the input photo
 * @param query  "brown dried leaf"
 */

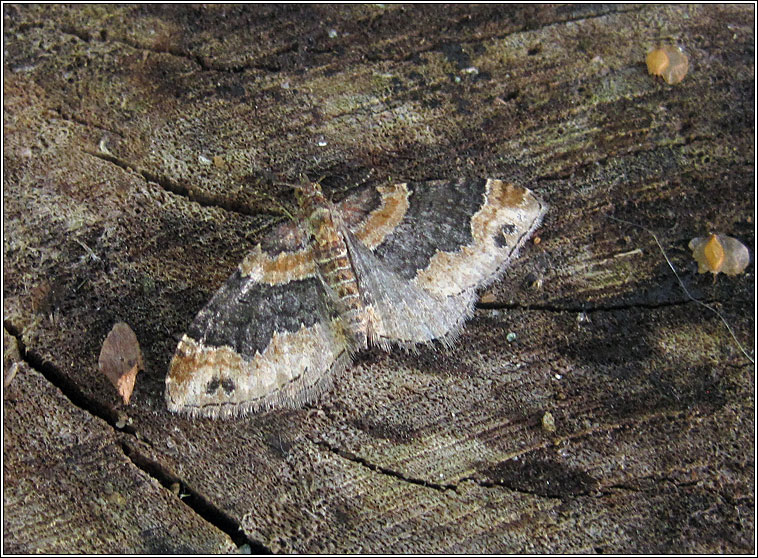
xmin=98 ymin=322 xmax=144 ymax=404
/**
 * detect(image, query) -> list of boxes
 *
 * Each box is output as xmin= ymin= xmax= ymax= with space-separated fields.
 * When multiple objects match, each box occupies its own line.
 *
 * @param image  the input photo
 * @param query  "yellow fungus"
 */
xmin=646 ymin=45 xmax=689 ymax=85
xmin=702 ymin=234 xmax=725 ymax=272
xmin=689 ymin=233 xmax=750 ymax=276
xmin=646 ymin=49 xmax=669 ymax=75
xmin=542 ymin=411 xmax=556 ymax=433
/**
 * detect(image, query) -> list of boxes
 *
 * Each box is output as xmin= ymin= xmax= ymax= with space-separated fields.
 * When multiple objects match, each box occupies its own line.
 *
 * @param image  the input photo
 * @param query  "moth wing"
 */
xmin=165 ymin=247 xmax=350 ymax=418
xmin=343 ymin=230 xmax=477 ymax=349
xmin=351 ymin=178 xmax=547 ymax=299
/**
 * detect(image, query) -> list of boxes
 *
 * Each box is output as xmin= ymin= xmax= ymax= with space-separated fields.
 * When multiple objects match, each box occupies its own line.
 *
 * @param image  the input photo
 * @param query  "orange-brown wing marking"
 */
xmin=352 ymin=184 xmax=410 ymax=250
xmin=239 ymin=244 xmax=316 ymax=285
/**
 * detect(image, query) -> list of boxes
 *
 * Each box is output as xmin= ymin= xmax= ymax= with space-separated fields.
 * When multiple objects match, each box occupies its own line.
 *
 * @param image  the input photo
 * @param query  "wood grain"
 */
xmin=3 ymin=4 xmax=753 ymax=553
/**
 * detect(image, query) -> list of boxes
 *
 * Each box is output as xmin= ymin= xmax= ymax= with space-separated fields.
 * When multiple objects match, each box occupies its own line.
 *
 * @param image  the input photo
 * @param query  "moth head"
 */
xmin=294 ymin=181 xmax=326 ymax=208
xmin=294 ymin=182 xmax=336 ymax=241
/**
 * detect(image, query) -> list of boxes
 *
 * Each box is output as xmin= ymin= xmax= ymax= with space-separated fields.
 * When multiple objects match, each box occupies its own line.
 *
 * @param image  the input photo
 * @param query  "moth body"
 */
xmin=298 ymin=182 xmax=370 ymax=350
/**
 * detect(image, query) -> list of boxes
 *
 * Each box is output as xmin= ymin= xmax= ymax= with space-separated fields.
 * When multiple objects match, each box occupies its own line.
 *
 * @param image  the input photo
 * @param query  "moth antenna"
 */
xmin=259 ymin=187 xmax=297 ymax=222
xmin=353 ymin=167 xmax=375 ymax=188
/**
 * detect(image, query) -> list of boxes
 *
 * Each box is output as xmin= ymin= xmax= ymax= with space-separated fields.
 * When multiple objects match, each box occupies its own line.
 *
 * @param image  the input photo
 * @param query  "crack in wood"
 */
xmin=41 ymin=5 xmax=643 ymax=78
xmin=3 ymin=320 xmax=266 ymax=552
xmin=315 ymin=437 xmax=590 ymax=500
xmin=477 ymin=296 xmax=750 ymax=314
xmin=4 ymin=319 xmax=123 ymax=428
xmin=50 ymin=106 xmax=126 ymax=138
xmin=120 ymin=439 xmax=270 ymax=553
xmin=3 ymin=320 xmax=160 ymax=452
xmin=456 ymin=475 xmax=567 ymax=499
xmin=312 ymin=438 xmax=458 ymax=494
xmin=84 ymin=150 xmax=283 ymax=223
xmin=310 ymin=406 xmax=705 ymax=502
xmin=57 ymin=20 xmax=292 ymax=74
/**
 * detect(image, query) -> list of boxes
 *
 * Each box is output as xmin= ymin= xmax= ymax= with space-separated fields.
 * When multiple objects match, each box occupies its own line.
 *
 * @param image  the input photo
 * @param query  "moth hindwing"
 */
xmin=165 ymin=178 xmax=547 ymax=418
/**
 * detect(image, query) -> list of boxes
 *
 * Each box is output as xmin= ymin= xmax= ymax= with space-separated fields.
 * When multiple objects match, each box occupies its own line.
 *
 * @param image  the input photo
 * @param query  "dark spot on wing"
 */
xmin=221 ymin=378 xmax=236 ymax=394
xmin=495 ymin=223 xmax=516 ymax=248
xmin=206 ymin=377 xmax=220 ymax=394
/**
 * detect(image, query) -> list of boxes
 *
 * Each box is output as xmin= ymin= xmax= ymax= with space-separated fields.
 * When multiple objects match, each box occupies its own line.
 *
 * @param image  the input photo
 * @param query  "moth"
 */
xmin=166 ymin=178 xmax=547 ymax=418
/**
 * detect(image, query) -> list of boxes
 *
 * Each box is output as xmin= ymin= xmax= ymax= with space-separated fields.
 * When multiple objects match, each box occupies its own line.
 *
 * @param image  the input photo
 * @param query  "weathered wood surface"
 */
xmin=3 ymin=4 xmax=754 ymax=553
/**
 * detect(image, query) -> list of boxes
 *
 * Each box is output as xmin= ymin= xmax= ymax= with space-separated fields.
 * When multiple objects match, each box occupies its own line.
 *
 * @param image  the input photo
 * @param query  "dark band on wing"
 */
xmin=188 ymin=272 xmax=329 ymax=359
xmin=372 ymin=178 xmax=488 ymax=280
